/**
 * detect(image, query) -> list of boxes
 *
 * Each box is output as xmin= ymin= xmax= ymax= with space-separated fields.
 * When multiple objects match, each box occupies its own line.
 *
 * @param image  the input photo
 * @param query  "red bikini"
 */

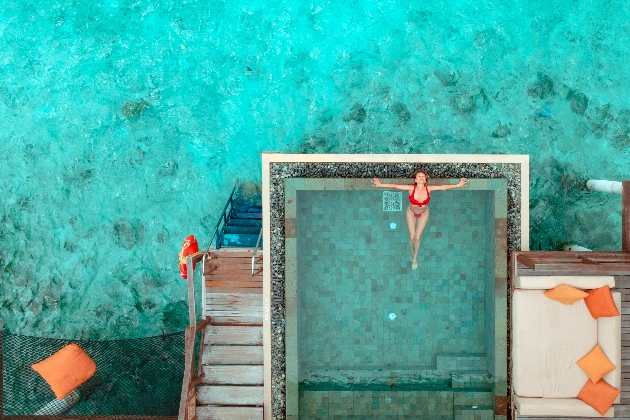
xmin=409 ymin=185 xmax=430 ymax=217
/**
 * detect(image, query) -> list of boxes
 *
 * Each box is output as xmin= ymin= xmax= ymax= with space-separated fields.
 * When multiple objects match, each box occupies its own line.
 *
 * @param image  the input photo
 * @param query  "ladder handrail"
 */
xmin=252 ymin=228 xmax=263 ymax=276
xmin=202 ymin=181 xmax=239 ymax=282
xmin=206 ymin=181 xmax=239 ymax=255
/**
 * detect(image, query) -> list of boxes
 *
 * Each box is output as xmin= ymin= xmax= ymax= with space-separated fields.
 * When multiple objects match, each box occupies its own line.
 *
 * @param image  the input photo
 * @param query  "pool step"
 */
xmin=227 ymin=218 xmax=262 ymax=227
xmin=454 ymin=390 xmax=494 ymax=407
xmin=222 ymin=233 xmax=260 ymax=247
xmin=454 ymin=405 xmax=494 ymax=420
xmin=451 ymin=372 xmax=492 ymax=389
xmin=232 ymin=212 xmax=262 ymax=220
xmin=436 ymin=353 xmax=488 ymax=372
xmin=224 ymin=226 xmax=262 ymax=234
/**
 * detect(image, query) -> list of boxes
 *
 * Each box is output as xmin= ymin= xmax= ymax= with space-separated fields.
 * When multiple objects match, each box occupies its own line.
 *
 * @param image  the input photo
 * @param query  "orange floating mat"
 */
xmin=31 ymin=343 xmax=97 ymax=400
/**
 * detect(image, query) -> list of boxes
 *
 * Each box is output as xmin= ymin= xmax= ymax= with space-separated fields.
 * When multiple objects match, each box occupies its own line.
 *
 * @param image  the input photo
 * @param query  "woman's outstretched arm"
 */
xmin=372 ymin=178 xmax=413 ymax=191
xmin=428 ymin=178 xmax=469 ymax=191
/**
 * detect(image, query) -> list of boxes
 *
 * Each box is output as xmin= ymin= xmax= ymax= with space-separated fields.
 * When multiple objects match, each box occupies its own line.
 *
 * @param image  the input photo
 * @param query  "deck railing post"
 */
xmin=187 ymin=256 xmax=196 ymax=329
xmin=178 ymin=327 xmax=194 ymax=420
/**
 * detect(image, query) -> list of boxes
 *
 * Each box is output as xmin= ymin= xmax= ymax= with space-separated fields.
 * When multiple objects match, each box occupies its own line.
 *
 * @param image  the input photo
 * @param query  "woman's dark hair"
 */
xmin=412 ymin=170 xmax=429 ymax=186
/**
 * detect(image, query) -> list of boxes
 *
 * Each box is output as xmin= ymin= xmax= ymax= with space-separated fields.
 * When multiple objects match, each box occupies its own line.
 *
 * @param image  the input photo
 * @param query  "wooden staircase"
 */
xmin=195 ymin=249 xmax=264 ymax=420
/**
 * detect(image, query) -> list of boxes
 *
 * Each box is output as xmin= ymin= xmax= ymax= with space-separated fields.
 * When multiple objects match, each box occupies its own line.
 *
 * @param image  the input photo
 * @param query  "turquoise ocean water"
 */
xmin=1 ymin=0 xmax=629 ymax=339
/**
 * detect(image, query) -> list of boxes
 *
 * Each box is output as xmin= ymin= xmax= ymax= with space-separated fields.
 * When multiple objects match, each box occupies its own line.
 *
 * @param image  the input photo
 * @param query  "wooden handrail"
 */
xmin=513 ymin=250 xmax=630 ymax=277
xmin=178 ymin=254 xmax=212 ymax=420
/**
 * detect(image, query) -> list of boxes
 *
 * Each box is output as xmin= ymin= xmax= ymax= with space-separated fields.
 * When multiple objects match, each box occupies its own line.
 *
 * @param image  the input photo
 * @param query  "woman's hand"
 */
xmin=457 ymin=178 xmax=469 ymax=187
xmin=372 ymin=178 xmax=382 ymax=188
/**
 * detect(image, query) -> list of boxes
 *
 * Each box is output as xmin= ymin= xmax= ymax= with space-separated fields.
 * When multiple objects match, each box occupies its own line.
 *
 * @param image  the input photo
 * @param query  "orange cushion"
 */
xmin=576 ymin=345 xmax=616 ymax=383
xmin=543 ymin=284 xmax=589 ymax=305
xmin=577 ymin=379 xmax=620 ymax=416
xmin=31 ymin=344 xmax=96 ymax=400
xmin=584 ymin=285 xmax=620 ymax=319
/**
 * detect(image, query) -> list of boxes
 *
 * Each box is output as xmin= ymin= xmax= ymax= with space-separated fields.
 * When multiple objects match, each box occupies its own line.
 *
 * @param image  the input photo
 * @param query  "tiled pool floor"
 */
xmin=297 ymin=189 xmax=492 ymax=370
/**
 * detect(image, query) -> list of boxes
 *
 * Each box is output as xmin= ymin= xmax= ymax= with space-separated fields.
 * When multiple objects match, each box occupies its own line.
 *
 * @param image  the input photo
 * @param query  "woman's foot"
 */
xmin=412 ymin=260 xmax=418 ymax=270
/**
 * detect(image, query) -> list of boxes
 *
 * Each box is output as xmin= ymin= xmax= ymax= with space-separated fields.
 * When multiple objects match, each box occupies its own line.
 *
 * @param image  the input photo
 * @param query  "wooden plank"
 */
xmin=624 ymin=181 xmax=630 ymax=253
xmin=205 ymin=264 xmax=258 ymax=274
xmin=210 ymin=315 xmax=263 ymax=325
xmin=528 ymin=263 xmax=630 ymax=272
xmin=521 ymin=267 xmax=630 ymax=276
xmin=207 ymin=281 xmax=262 ymax=289
xmin=517 ymin=255 xmax=536 ymax=269
xmin=199 ymin=365 xmax=264 ymax=385
xmin=206 ymin=275 xmax=263 ymax=283
xmin=205 ymin=326 xmax=263 ymax=345
xmin=195 ymin=406 xmax=262 ymax=420
xmin=206 ymin=269 xmax=262 ymax=277
xmin=207 ymin=293 xmax=263 ymax=305
xmin=203 ymin=345 xmax=263 ymax=365
xmin=207 ymin=305 xmax=262 ymax=314
xmin=207 ymin=256 xmax=256 ymax=263
xmin=196 ymin=385 xmax=263 ymax=406
xmin=206 ymin=287 xmax=262 ymax=294
xmin=582 ymin=257 xmax=630 ymax=263
xmin=206 ymin=309 xmax=263 ymax=324
xmin=207 ymin=250 xmax=255 ymax=258
xmin=516 ymin=251 xmax=630 ymax=258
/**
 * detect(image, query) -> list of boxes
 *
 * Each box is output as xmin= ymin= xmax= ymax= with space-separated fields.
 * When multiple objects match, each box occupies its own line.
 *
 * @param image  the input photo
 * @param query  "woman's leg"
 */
xmin=405 ymin=207 xmax=417 ymax=263
xmin=411 ymin=209 xmax=430 ymax=268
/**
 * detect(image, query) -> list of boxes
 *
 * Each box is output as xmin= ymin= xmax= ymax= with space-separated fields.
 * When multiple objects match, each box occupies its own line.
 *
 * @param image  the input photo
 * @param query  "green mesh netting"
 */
xmin=2 ymin=329 xmax=185 ymax=416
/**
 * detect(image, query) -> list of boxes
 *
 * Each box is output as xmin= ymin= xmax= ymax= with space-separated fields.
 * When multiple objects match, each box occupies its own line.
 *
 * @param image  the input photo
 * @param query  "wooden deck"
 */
xmin=195 ymin=249 xmax=264 ymax=420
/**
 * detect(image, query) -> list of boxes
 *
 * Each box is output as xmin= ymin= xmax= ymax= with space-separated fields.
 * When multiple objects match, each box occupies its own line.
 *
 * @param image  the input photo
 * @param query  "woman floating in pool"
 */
xmin=372 ymin=171 xmax=468 ymax=269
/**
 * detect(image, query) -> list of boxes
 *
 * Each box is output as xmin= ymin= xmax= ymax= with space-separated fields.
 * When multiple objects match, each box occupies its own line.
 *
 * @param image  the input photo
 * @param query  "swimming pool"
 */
xmin=263 ymin=154 xmax=525 ymax=419
xmin=293 ymin=185 xmax=503 ymax=418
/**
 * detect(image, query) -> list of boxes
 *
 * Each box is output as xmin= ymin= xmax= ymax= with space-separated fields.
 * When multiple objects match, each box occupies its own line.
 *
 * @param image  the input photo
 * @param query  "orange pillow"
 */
xmin=577 ymin=379 xmax=620 ymax=416
xmin=543 ymin=284 xmax=589 ymax=305
xmin=576 ymin=345 xmax=616 ymax=383
xmin=31 ymin=344 xmax=97 ymax=400
xmin=584 ymin=285 xmax=620 ymax=319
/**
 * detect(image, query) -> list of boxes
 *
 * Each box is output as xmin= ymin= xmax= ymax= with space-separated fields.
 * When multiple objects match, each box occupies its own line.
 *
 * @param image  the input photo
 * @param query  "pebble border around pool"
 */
xmin=268 ymin=162 xmax=522 ymax=419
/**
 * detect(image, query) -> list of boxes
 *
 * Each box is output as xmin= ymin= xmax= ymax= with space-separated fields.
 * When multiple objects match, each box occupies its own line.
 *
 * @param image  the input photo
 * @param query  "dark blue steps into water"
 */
xmin=221 ymin=205 xmax=262 ymax=248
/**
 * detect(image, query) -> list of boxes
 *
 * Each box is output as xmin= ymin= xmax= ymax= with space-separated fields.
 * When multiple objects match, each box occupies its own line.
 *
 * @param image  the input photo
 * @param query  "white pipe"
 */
xmin=586 ymin=180 xmax=623 ymax=194
xmin=564 ymin=244 xmax=592 ymax=252
xmin=35 ymin=389 xmax=81 ymax=415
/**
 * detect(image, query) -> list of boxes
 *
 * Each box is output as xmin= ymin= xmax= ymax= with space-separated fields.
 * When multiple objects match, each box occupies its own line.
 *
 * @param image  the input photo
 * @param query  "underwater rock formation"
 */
xmin=527 ymin=73 xmax=555 ymax=99
xmin=451 ymin=93 xmax=477 ymax=114
xmin=390 ymin=102 xmax=411 ymax=124
xmin=492 ymin=124 xmax=510 ymax=138
xmin=113 ymin=218 xmax=145 ymax=250
xmin=434 ymin=69 xmax=459 ymax=87
xmin=567 ymin=90 xmax=589 ymax=115
xmin=159 ymin=160 xmax=178 ymax=177
xmin=121 ymin=99 xmax=149 ymax=117
xmin=345 ymin=103 xmax=367 ymax=123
